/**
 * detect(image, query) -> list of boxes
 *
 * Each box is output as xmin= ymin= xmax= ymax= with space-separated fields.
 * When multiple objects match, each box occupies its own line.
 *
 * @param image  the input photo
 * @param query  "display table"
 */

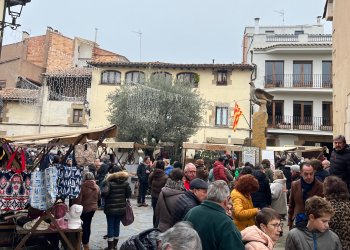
xmin=14 ymin=212 xmax=82 ymax=250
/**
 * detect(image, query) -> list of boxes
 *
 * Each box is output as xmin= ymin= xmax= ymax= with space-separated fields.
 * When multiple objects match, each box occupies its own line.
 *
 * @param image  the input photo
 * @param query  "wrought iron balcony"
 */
xmin=268 ymin=115 xmax=333 ymax=131
xmin=264 ymin=74 xmax=332 ymax=89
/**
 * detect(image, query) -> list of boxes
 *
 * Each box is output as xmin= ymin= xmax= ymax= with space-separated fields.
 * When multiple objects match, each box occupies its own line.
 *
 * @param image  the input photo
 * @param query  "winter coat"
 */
xmin=288 ymin=179 xmax=324 ymax=227
xmin=184 ymin=200 xmax=245 ymax=250
xmin=270 ymin=178 xmax=287 ymax=215
xmin=172 ymin=191 xmax=201 ymax=223
xmin=330 ymin=145 xmax=350 ymax=191
xmin=241 ymin=225 xmax=274 ymax=250
xmin=137 ymin=162 xmax=149 ymax=184
xmin=103 ymin=171 xmax=132 ymax=216
xmin=328 ymin=198 xmax=350 ymax=250
xmin=73 ymin=179 xmax=100 ymax=213
xmin=286 ymin=225 xmax=341 ymax=250
xmin=155 ymin=187 xmax=184 ymax=232
xmin=315 ymin=169 xmax=330 ymax=182
xmin=213 ymin=161 xmax=229 ymax=183
xmin=251 ymin=170 xmax=272 ymax=209
xmin=164 ymin=178 xmax=186 ymax=191
xmin=148 ymin=169 xmax=168 ymax=199
xmin=282 ymin=165 xmax=292 ymax=190
xmin=231 ymin=189 xmax=259 ymax=231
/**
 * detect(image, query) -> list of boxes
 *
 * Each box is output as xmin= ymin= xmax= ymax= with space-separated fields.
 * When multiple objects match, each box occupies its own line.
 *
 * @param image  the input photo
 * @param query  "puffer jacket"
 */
xmin=103 ymin=171 xmax=131 ymax=216
xmin=148 ymin=169 xmax=168 ymax=198
xmin=251 ymin=170 xmax=272 ymax=209
xmin=241 ymin=225 xmax=274 ymax=250
xmin=231 ymin=189 xmax=258 ymax=231
xmin=270 ymin=178 xmax=287 ymax=215
xmin=172 ymin=191 xmax=201 ymax=223
xmin=330 ymin=145 xmax=350 ymax=191
xmin=73 ymin=179 xmax=100 ymax=213
xmin=213 ymin=160 xmax=229 ymax=183
xmin=155 ymin=187 xmax=185 ymax=232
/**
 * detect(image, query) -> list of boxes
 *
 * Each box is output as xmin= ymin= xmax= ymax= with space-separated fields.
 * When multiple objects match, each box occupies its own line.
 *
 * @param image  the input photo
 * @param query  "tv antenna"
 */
xmin=132 ymin=30 xmax=142 ymax=62
xmin=274 ymin=10 xmax=285 ymax=25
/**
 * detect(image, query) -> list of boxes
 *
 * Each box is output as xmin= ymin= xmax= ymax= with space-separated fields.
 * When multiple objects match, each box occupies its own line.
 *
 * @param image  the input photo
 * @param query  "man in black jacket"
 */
xmin=137 ymin=156 xmax=151 ymax=207
xmin=330 ymin=135 xmax=350 ymax=191
xmin=172 ymin=178 xmax=208 ymax=223
xmin=251 ymin=165 xmax=272 ymax=209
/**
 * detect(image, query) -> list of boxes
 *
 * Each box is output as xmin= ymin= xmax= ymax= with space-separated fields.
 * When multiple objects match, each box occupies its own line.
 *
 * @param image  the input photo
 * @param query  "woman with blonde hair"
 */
xmin=270 ymin=170 xmax=287 ymax=220
xmin=231 ymin=174 xmax=260 ymax=231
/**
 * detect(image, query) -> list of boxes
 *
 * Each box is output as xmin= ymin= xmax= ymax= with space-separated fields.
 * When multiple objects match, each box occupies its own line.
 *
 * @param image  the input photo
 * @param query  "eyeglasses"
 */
xmin=268 ymin=223 xmax=283 ymax=229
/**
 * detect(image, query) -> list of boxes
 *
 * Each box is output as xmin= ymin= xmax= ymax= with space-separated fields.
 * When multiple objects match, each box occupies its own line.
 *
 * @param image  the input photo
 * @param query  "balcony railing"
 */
xmin=264 ymin=74 xmax=332 ymax=89
xmin=268 ymin=115 xmax=333 ymax=131
xmin=308 ymin=34 xmax=332 ymax=42
xmin=265 ymin=34 xmax=332 ymax=43
xmin=266 ymin=35 xmax=298 ymax=42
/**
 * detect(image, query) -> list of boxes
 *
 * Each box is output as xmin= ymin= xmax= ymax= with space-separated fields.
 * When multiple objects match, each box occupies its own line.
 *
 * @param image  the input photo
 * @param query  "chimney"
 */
xmin=22 ymin=31 xmax=29 ymax=41
xmin=254 ymin=18 xmax=260 ymax=34
xmin=317 ymin=16 xmax=321 ymax=24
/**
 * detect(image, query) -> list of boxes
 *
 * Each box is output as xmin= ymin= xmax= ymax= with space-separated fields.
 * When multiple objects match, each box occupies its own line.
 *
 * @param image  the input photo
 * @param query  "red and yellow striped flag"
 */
xmin=232 ymin=103 xmax=243 ymax=132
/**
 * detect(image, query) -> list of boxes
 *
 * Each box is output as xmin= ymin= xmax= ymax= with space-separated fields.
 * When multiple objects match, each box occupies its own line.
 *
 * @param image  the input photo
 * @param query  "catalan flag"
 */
xmin=232 ymin=102 xmax=243 ymax=132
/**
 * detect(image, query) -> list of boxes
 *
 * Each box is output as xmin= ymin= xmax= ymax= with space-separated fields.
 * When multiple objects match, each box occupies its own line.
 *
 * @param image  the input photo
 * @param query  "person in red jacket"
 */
xmin=213 ymin=156 xmax=229 ymax=183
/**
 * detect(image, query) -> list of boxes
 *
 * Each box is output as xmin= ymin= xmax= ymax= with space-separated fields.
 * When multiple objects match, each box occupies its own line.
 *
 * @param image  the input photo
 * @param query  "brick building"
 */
xmin=0 ymin=27 xmax=129 ymax=88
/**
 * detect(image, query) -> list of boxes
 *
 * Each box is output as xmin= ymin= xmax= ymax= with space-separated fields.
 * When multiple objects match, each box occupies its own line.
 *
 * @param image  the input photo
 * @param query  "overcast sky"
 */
xmin=3 ymin=0 xmax=330 ymax=64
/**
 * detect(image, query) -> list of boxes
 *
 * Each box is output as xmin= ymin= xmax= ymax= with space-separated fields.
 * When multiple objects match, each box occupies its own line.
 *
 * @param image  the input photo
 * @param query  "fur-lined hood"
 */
xmin=106 ymin=171 xmax=129 ymax=182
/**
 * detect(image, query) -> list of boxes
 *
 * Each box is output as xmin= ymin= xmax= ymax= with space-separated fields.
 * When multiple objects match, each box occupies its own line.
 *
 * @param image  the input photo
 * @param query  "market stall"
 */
xmin=182 ymin=142 xmax=260 ymax=166
xmin=0 ymin=125 xmax=117 ymax=249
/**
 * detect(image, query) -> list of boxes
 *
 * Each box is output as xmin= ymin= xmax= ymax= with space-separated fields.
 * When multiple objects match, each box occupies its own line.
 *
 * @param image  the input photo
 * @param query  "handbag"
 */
xmin=121 ymin=199 xmax=134 ymax=226
xmin=0 ymin=149 xmax=31 ymax=211
xmin=74 ymin=143 xmax=97 ymax=166
xmin=29 ymin=167 xmax=58 ymax=210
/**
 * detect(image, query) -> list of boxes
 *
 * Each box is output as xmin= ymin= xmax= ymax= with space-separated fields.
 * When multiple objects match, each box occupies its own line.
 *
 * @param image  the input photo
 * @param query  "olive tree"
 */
xmin=107 ymin=75 xmax=205 ymax=150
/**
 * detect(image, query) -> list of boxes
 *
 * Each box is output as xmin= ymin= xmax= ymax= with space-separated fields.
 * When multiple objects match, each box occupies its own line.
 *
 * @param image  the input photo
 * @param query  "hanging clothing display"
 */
xmin=57 ymin=165 xmax=83 ymax=199
xmin=74 ymin=143 xmax=97 ymax=166
xmin=29 ymin=166 xmax=58 ymax=210
xmin=0 ymin=149 xmax=31 ymax=211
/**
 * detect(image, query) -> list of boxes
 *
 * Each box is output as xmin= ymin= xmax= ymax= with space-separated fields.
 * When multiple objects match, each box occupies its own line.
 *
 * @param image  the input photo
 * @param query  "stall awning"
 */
xmin=266 ymin=146 xmax=323 ymax=152
xmin=182 ymin=142 xmax=243 ymax=151
xmin=266 ymin=146 xmax=297 ymax=152
xmin=2 ymin=125 xmax=117 ymax=145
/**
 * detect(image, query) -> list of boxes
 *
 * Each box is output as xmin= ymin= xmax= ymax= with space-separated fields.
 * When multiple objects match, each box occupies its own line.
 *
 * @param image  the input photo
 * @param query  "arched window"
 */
xmin=125 ymin=71 xmax=145 ymax=84
xmin=101 ymin=70 xmax=121 ymax=84
xmin=151 ymin=72 xmax=172 ymax=83
xmin=176 ymin=72 xmax=199 ymax=87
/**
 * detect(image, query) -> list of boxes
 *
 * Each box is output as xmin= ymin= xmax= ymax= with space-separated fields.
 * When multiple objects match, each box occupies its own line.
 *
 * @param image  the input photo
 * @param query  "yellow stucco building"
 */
xmin=88 ymin=62 xmax=253 ymax=145
xmin=324 ymin=0 xmax=350 ymax=139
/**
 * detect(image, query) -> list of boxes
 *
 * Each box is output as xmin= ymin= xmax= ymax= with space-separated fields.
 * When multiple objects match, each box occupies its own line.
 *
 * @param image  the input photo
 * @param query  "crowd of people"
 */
xmin=69 ymin=134 xmax=350 ymax=250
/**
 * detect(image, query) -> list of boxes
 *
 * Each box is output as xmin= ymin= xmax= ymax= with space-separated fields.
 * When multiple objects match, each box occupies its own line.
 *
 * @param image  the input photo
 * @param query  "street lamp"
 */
xmin=0 ymin=0 xmax=30 ymax=58
xmin=1 ymin=0 xmax=30 ymax=30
